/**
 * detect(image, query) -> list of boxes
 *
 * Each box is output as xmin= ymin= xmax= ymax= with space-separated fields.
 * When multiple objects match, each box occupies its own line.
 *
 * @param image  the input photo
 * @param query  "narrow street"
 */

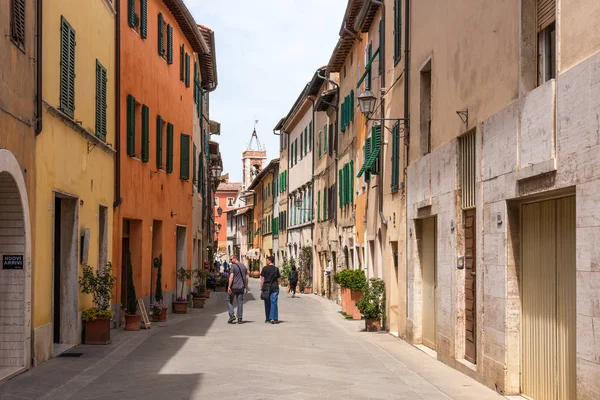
xmin=1 ymin=279 xmax=503 ymax=400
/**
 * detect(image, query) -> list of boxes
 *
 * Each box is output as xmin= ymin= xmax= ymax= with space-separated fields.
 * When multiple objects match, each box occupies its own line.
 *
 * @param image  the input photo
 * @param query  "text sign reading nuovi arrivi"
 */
xmin=3 ymin=255 xmax=24 ymax=270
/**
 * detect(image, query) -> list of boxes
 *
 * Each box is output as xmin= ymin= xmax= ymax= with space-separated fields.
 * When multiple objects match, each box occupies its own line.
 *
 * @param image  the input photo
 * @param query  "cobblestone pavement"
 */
xmin=0 ymin=279 xmax=506 ymax=399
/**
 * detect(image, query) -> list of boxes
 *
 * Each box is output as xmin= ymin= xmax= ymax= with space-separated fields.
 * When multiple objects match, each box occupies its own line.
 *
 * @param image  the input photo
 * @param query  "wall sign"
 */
xmin=3 ymin=255 xmax=24 ymax=270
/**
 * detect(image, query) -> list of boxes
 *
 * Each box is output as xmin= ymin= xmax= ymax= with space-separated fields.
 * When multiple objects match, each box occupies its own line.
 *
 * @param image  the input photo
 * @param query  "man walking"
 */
xmin=227 ymin=255 xmax=248 ymax=324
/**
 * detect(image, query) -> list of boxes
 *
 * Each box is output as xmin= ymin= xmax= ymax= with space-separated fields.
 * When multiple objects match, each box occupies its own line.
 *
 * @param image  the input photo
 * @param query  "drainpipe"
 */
xmin=308 ymin=97 xmax=316 ymax=247
xmin=35 ymin=0 xmax=43 ymax=135
xmin=404 ymin=0 xmax=411 ymax=324
xmin=114 ymin=0 xmax=122 ymax=208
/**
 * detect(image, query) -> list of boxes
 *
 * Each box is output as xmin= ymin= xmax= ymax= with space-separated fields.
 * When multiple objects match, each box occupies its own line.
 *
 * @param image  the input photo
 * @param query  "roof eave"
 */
xmin=163 ymin=0 xmax=208 ymax=55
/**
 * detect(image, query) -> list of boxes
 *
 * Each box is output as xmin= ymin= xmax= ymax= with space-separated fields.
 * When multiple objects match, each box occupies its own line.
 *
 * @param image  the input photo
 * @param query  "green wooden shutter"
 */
xmin=180 ymin=44 xmax=185 ymax=81
xmin=378 ymin=19 xmax=383 ymax=74
xmin=300 ymin=132 xmax=303 ymax=159
xmin=324 ymin=188 xmax=328 ymax=219
xmin=324 ymin=124 xmax=328 ymax=153
xmin=394 ymin=0 xmax=402 ymax=64
xmin=141 ymin=104 xmax=149 ymax=162
xmin=391 ymin=122 xmax=399 ymax=192
xmin=180 ymin=134 xmax=190 ymax=180
xmin=128 ymin=0 xmax=136 ymax=27
xmin=367 ymin=43 xmax=373 ymax=90
xmin=95 ymin=60 xmax=107 ymax=141
xmin=371 ymin=125 xmax=381 ymax=175
xmin=339 ymin=169 xmax=343 ymax=207
xmin=318 ymin=131 xmax=322 ymax=159
xmin=364 ymin=137 xmax=372 ymax=182
xmin=167 ymin=25 xmax=173 ymax=64
xmin=158 ymin=13 xmax=164 ymax=56
xmin=193 ymin=143 xmax=197 ymax=183
xmin=317 ymin=190 xmax=321 ymax=222
xmin=156 ymin=115 xmax=163 ymax=169
xmin=166 ymin=123 xmax=174 ymax=173
xmin=140 ymin=0 xmax=148 ymax=38
xmin=185 ymin=53 xmax=190 ymax=87
xmin=350 ymin=91 xmax=354 ymax=122
xmin=60 ymin=17 xmax=76 ymax=118
xmin=127 ymin=94 xmax=135 ymax=156
xmin=349 ymin=160 xmax=354 ymax=203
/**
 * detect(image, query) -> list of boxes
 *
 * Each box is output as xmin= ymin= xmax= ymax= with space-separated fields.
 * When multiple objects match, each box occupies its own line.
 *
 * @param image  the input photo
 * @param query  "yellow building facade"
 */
xmin=34 ymin=0 xmax=115 ymax=364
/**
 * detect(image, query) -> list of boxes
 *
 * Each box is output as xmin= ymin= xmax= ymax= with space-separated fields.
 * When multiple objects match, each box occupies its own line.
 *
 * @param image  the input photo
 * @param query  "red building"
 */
xmin=214 ymin=179 xmax=241 ymax=256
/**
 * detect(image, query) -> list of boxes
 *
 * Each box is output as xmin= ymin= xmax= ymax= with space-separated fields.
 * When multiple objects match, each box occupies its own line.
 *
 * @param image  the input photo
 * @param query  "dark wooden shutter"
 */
xmin=193 ymin=143 xmax=197 ymax=184
xmin=127 ymin=95 xmax=136 ymax=156
xmin=394 ymin=0 xmax=402 ymax=64
xmin=185 ymin=53 xmax=190 ymax=87
xmin=350 ymin=90 xmax=354 ymax=121
xmin=156 ymin=115 xmax=163 ymax=169
xmin=158 ymin=13 xmax=164 ymax=56
xmin=140 ymin=0 xmax=148 ymax=38
xmin=60 ymin=17 xmax=76 ymax=118
xmin=141 ymin=104 xmax=149 ymax=162
xmin=309 ymin=121 xmax=313 ymax=151
xmin=128 ymin=0 xmax=136 ymax=27
xmin=366 ymin=43 xmax=373 ymax=90
xmin=11 ymin=0 xmax=26 ymax=48
xmin=180 ymin=44 xmax=185 ymax=81
xmin=339 ymin=169 xmax=343 ymax=207
xmin=329 ymin=123 xmax=334 ymax=156
xmin=166 ymin=123 xmax=174 ymax=173
xmin=324 ymin=124 xmax=328 ymax=153
xmin=167 ymin=25 xmax=173 ymax=64
xmin=378 ymin=19 xmax=384 ymax=74
xmin=180 ymin=134 xmax=190 ymax=180
xmin=317 ymin=190 xmax=321 ymax=222
xmin=364 ymin=137 xmax=372 ymax=182
xmin=95 ymin=61 xmax=107 ymax=141
xmin=300 ymin=132 xmax=303 ymax=158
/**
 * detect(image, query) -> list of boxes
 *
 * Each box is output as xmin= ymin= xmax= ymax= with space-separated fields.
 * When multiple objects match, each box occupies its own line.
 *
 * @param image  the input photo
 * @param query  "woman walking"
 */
xmin=260 ymin=255 xmax=280 ymax=324
xmin=288 ymin=265 xmax=299 ymax=298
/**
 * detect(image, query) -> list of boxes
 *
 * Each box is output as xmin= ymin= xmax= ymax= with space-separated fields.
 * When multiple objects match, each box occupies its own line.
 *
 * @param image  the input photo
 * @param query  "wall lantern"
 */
xmin=211 ymin=164 xmax=223 ymax=179
xmin=357 ymin=90 xmax=377 ymax=116
xmin=217 ymin=206 xmax=223 ymax=217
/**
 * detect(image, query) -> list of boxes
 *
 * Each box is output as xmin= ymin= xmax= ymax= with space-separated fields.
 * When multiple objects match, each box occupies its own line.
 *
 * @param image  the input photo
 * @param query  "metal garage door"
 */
xmin=521 ymin=196 xmax=575 ymax=400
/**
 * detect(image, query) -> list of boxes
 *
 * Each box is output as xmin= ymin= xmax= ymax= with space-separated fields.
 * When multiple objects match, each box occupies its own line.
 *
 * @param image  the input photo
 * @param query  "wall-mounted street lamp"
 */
xmin=357 ymin=91 xmax=377 ymax=116
xmin=211 ymin=164 xmax=223 ymax=179
xmin=217 ymin=206 xmax=223 ymax=217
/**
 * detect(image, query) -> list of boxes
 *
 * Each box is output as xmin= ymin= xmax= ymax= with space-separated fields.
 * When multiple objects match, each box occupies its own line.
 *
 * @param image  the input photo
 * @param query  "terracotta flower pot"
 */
xmin=252 ymin=270 xmax=260 ymax=278
xmin=192 ymin=297 xmax=205 ymax=308
xmin=125 ymin=313 xmax=141 ymax=331
xmin=365 ymin=318 xmax=381 ymax=332
xmin=349 ymin=289 xmax=363 ymax=320
xmin=160 ymin=307 xmax=167 ymax=321
xmin=304 ymin=286 xmax=313 ymax=295
xmin=173 ymin=301 xmax=188 ymax=314
xmin=84 ymin=317 xmax=111 ymax=344
xmin=204 ymin=290 xmax=211 ymax=298
xmin=341 ymin=288 xmax=349 ymax=313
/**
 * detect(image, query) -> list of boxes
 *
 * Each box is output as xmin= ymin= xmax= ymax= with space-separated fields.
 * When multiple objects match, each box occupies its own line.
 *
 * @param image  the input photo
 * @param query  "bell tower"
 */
xmin=241 ymin=128 xmax=267 ymax=191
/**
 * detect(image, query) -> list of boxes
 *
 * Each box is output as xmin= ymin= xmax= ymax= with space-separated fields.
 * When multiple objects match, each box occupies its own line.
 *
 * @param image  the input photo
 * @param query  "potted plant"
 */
xmin=154 ymin=255 xmax=167 ymax=321
xmin=194 ymin=268 xmax=210 ymax=299
xmin=191 ymin=285 xmax=206 ymax=308
xmin=299 ymin=247 xmax=313 ymax=294
xmin=174 ymin=267 xmax=192 ymax=314
xmin=124 ymin=252 xmax=141 ymax=331
xmin=356 ymin=278 xmax=386 ymax=332
xmin=149 ymin=300 xmax=164 ymax=322
xmin=215 ymin=277 xmax=228 ymax=292
xmin=79 ymin=262 xmax=117 ymax=345
xmin=280 ymin=257 xmax=291 ymax=287
xmin=251 ymin=261 xmax=260 ymax=278
xmin=334 ymin=269 xmax=366 ymax=320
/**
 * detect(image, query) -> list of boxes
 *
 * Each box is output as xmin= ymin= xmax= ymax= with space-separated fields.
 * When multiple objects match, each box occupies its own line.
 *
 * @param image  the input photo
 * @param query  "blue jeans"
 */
xmin=269 ymin=291 xmax=279 ymax=321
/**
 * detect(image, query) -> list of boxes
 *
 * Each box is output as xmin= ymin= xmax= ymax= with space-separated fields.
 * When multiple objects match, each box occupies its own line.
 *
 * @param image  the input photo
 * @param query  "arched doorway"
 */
xmin=0 ymin=150 xmax=32 ymax=374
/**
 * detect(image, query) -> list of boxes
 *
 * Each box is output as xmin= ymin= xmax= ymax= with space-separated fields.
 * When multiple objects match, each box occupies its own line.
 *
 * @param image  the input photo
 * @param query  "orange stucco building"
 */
xmin=214 ymin=180 xmax=241 ymax=254
xmin=113 ymin=0 xmax=209 ymax=317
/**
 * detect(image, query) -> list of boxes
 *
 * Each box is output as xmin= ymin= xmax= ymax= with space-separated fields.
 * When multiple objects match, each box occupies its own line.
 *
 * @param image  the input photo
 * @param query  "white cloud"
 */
xmin=188 ymin=0 xmax=346 ymax=181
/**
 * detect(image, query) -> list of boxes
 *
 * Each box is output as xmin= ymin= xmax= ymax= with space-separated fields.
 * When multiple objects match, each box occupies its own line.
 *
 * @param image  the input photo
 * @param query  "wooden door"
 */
xmin=464 ymin=209 xmax=476 ymax=363
xmin=421 ymin=218 xmax=436 ymax=350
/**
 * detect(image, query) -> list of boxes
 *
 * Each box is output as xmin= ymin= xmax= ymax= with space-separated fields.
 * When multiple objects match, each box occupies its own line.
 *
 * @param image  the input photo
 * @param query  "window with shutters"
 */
xmin=141 ymin=104 xmax=150 ymax=162
xmin=167 ymin=25 xmax=173 ymax=64
xmin=305 ymin=127 xmax=308 ymax=154
xmin=420 ymin=59 xmax=432 ymax=156
xmin=349 ymin=160 xmax=354 ymax=203
xmin=365 ymin=42 xmax=373 ymax=90
xmin=180 ymin=44 xmax=185 ymax=82
xmin=156 ymin=115 xmax=164 ymax=169
xmin=364 ymin=137 xmax=372 ymax=183
xmin=536 ymin=0 xmax=556 ymax=85
xmin=158 ymin=13 xmax=166 ymax=58
xmin=318 ymin=130 xmax=322 ymax=159
xmin=193 ymin=143 xmax=197 ymax=185
xmin=185 ymin=53 xmax=191 ymax=87
xmin=95 ymin=61 xmax=108 ymax=141
xmin=394 ymin=0 xmax=402 ymax=65
xmin=317 ymin=190 xmax=321 ymax=222
xmin=300 ymin=132 xmax=303 ymax=159
xmin=324 ymin=124 xmax=328 ymax=153
xmin=140 ymin=0 xmax=147 ymax=38
xmin=309 ymin=122 xmax=313 ymax=151
xmin=391 ymin=122 xmax=400 ymax=192
xmin=11 ymin=0 xmax=26 ymax=50
xmin=180 ymin=134 xmax=190 ymax=180
xmin=128 ymin=0 xmax=143 ymax=32
xmin=166 ymin=123 xmax=174 ymax=173
xmin=323 ymin=188 xmax=328 ymax=220
xmin=126 ymin=94 xmax=136 ymax=156
xmin=60 ymin=17 xmax=76 ymax=118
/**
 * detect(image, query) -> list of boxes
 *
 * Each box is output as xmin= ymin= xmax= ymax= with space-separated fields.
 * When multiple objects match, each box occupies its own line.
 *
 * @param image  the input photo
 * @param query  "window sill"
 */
xmin=44 ymin=101 xmax=116 ymax=156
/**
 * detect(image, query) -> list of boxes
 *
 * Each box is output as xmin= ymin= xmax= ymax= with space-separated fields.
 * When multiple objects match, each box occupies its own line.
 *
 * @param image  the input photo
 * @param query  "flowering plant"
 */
xmin=176 ymin=297 xmax=188 ymax=302
xmin=149 ymin=300 xmax=163 ymax=316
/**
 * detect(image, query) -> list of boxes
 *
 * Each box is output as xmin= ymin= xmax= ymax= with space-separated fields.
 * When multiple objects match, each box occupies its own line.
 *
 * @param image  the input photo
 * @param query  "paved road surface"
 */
xmin=0 ymin=279 xmax=506 ymax=399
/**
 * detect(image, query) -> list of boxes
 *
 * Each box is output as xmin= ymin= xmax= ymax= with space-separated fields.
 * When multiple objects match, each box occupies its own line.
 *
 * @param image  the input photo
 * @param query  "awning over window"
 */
xmin=357 ymin=125 xmax=381 ymax=178
xmin=235 ymin=206 xmax=252 ymax=216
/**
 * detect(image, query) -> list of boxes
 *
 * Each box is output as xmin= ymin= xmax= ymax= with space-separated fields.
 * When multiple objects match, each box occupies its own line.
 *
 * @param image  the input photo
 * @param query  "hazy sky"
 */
xmin=188 ymin=0 xmax=347 ymax=182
